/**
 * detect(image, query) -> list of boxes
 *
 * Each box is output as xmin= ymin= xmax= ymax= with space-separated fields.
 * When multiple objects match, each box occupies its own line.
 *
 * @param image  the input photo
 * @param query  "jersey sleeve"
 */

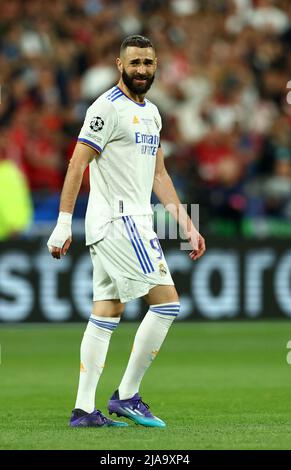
xmin=78 ymin=98 xmax=118 ymax=153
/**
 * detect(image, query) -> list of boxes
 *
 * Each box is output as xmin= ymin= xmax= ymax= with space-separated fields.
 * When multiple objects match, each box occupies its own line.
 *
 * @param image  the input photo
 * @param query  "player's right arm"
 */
xmin=47 ymin=142 xmax=98 ymax=259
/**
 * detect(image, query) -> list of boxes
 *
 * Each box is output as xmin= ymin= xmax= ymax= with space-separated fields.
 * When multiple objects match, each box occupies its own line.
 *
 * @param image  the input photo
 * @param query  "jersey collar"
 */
xmin=116 ymin=86 xmax=146 ymax=107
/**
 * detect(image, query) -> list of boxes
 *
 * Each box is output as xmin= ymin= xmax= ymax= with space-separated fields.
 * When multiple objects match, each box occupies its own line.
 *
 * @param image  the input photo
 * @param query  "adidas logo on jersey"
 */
xmin=133 ymin=115 xmax=140 ymax=124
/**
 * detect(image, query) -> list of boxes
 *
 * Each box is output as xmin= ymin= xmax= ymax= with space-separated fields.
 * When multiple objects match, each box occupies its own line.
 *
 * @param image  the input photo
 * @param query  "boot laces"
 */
xmin=133 ymin=397 xmax=149 ymax=412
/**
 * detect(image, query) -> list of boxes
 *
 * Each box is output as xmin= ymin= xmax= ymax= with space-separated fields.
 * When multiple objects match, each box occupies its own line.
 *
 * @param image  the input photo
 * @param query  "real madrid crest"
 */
xmin=159 ymin=263 xmax=167 ymax=277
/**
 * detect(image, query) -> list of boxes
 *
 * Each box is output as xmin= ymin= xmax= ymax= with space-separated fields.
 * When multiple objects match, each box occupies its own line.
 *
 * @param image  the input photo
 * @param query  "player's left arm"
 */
xmin=153 ymin=147 xmax=206 ymax=260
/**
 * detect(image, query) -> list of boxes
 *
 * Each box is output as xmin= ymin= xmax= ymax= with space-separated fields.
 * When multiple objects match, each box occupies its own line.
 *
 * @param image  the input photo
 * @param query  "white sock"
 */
xmin=118 ymin=302 xmax=180 ymax=400
xmin=74 ymin=315 xmax=120 ymax=413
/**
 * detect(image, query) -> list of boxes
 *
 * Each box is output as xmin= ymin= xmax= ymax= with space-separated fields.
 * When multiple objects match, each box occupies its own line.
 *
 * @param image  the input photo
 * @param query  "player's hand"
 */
xmin=47 ymin=212 xmax=72 ymax=259
xmin=188 ymin=232 xmax=206 ymax=261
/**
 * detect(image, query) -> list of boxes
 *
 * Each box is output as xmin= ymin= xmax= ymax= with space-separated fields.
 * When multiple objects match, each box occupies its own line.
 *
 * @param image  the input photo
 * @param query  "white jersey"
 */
xmin=78 ymin=85 xmax=162 ymax=246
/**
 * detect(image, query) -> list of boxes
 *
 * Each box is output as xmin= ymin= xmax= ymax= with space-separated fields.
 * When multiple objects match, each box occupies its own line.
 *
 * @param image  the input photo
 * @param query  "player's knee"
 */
xmin=92 ymin=300 xmax=125 ymax=318
xmin=113 ymin=302 xmax=125 ymax=317
xmin=144 ymin=285 xmax=179 ymax=306
xmin=162 ymin=287 xmax=179 ymax=305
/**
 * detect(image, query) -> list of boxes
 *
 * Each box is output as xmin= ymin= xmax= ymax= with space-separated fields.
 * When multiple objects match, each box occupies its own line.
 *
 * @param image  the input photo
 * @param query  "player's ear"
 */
xmin=154 ymin=57 xmax=158 ymax=71
xmin=116 ymin=57 xmax=123 ymax=74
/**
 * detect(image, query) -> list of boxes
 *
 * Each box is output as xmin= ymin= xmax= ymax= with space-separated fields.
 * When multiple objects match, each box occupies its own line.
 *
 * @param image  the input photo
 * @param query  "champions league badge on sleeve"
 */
xmin=90 ymin=116 xmax=104 ymax=132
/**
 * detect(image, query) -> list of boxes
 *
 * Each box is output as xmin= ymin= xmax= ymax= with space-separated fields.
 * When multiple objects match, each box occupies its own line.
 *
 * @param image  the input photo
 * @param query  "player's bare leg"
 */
xmin=92 ymin=299 xmax=125 ymax=318
xmin=143 ymin=284 xmax=179 ymax=305
xmin=108 ymin=285 xmax=180 ymax=427
xmin=70 ymin=299 xmax=128 ymax=427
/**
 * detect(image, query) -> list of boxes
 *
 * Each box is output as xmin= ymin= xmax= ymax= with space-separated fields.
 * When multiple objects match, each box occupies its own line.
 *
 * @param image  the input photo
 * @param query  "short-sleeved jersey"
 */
xmin=78 ymin=85 xmax=162 ymax=246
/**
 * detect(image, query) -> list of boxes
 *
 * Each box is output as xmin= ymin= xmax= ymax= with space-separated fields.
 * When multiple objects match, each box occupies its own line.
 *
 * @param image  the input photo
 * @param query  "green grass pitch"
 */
xmin=0 ymin=321 xmax=291 ymax=450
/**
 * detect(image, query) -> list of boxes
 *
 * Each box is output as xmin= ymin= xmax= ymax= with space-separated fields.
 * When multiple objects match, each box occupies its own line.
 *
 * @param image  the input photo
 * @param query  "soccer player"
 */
xmin=47 ymin=35 xmax=206 ymax=428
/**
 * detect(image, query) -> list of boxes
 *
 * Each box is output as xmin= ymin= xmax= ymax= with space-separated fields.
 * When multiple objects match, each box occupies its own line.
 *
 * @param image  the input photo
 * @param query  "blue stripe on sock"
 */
xmin=152 ymin=304 xmax=180 ymax=309
xmin=89 ymin=320 xmax=116 ymax=331
xmin=89 ymin=318 xmax=115 ymax=330
xmin=129 ymin=216 xmax=155 ymax=273
xmin=151 ymin=305 xmax=180 ymax=308
xmin=89 ymin=318 xmax=118 ymax=331
xmin=122 ymin=217 xmax=148 ymax=274
xmin=150 ymin=309 xmax=179 ymax=313
xmin=90 ymin=317 xmax=118 ymax=328
xmin=150 ymin=303 xmax=180 ymax=317
xmin=151 ymin=307 xmax=180 ymax=313
xmin=89 ymin=321 xmax=115 ymax=331
xmin=90 ymin=316 xmax=118 ymax=325
xmin=150 ymin=307 xmax=180 ymax=311
xmin=149 ymin=309 xmax=178 ymax=317
xmin=150 ymin=307 xmax=179 ymax=311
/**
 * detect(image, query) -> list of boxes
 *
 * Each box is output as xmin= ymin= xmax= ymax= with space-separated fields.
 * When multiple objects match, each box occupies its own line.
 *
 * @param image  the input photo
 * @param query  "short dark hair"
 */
xmin=120 ymin=35 xmax=155 ymax=55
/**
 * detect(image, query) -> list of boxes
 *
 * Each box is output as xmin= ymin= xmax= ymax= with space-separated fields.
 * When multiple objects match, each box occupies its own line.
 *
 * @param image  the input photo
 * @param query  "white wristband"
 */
xmin=57 ymin=212 xmax=72 ymax=225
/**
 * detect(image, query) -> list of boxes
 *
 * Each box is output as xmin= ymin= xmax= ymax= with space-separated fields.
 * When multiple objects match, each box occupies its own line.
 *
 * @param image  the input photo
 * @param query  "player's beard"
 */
xmin=122 ymin=70 xmax=155 ymax=95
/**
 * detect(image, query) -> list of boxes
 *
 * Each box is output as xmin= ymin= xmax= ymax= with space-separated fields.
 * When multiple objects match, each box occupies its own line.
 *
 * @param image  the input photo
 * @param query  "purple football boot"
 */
xmin=107 ymin=390 xmax=166 ymax=428
xmin=69 ymin=408 xmax=128 ymax=427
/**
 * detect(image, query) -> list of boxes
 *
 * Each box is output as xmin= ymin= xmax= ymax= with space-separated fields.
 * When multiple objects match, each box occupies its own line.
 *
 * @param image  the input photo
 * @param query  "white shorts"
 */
xmin=89 ymin=215 xmax=174 ymax=303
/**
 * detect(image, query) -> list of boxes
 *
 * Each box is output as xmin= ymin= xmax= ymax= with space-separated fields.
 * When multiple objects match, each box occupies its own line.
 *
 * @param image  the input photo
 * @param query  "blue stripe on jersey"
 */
xmin=106 ymin=86 xmax=118 ymax=99
xmin=106 ymin=87 xmax=123 ymax=102
xmin=129 ymin=216 xmax=155 ymax=273
xmin=106 ymin=93 xmax=122 ymax=102
xmin=111 ymin=92 xmax=123 ymax=102
xmin=89 ymin=317 xmax=117 ymax=331
xmin=108 ymin=91 xmax=121 ymax=101
xmin=78 ymin=138 xmax=102 ymax=153
xmin=124 ymin=216 xmax=154 ymax=274
xmin=122 ymin=217 xmax=148 ymax=274
xmin=125 ymin=216 xmax=154 ymax=274
xmin=109 ymin=87 xmax=120 ymax=98
xmin=115 ymin=86 xmax=146 ymax=107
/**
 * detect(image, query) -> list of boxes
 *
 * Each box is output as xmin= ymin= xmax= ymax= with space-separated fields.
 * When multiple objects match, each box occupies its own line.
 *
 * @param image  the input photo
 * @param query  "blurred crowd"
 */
xmin=1 ymin=0 xmax=291 ymax=239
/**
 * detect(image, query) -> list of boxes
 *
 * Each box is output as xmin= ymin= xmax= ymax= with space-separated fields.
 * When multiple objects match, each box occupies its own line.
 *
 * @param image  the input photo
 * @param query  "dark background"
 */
xmin=1 ymin=237 xmax=291 ymax=321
